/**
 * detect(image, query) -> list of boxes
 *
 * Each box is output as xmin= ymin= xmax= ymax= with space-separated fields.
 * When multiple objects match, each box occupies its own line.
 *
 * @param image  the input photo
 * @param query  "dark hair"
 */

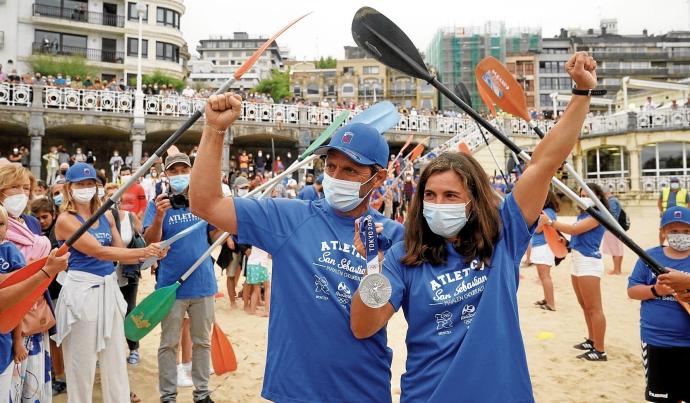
xmin=582 ymin=182 xmax=610 ymax=212
xmin=543 ymin=188 xmax=560 ymax=212
xmin=120 ymin=166 xmax=132 ymax=174
xmin=30 ymin=197 xmax=55 ymax=215
xmin=401 ymin=152 xmax=502 ymax=267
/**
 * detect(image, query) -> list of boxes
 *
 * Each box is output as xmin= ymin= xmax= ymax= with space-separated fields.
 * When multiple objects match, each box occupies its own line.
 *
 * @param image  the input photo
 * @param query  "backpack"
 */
xmin=617 ymin=207 xmax=630 ymax=231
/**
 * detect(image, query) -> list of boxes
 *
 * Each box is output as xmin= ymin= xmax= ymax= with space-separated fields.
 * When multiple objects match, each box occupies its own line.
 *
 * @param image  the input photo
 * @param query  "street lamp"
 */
xmin=131 ymin=1 xmax=147 ymax=169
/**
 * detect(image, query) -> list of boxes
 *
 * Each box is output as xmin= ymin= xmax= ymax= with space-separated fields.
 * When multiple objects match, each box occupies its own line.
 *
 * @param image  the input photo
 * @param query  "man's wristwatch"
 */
xmin=572 ymin=87 xmax=607 ymax=96
xmin=651 ymin=285 xmax=661 ymax=298
xmin=358 ymin=272 xmax=392 ymax=309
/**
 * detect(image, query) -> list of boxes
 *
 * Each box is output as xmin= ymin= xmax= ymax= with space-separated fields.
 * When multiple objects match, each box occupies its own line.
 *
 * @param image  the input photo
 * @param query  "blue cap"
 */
xmin=66 ymin=162 xmax=97 ymax=183
xmin=316 ymin=173 xmax=324 ymax=184
xmin=314 ymin=123 xmax=389 ymax=168
xmin=661 ymin=206 xmax=690 ymax=228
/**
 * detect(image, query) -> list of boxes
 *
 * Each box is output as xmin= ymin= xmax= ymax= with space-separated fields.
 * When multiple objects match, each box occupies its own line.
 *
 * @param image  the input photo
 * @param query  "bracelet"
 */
xmin=40 ymin=268 xmax=51 ymax=279
xmin=651 ymin=285 xmax=661 ymax=298
xmin=205 ymin=123 xmax=227 ymax=135
xmin=571 ymin=86 xmax=607 ymax=97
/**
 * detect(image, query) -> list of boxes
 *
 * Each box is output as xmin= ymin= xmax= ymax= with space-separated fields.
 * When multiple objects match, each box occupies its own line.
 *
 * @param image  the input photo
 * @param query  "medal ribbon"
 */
xmin=360 ymin=215 xmax=380 ymax=275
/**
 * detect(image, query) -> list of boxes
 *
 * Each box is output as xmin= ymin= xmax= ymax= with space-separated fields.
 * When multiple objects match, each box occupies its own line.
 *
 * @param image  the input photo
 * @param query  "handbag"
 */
xmin=21 ymin=297 xmax=56 ymax=336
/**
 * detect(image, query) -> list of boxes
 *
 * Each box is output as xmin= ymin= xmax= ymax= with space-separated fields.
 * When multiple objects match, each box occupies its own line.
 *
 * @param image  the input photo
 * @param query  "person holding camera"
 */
xmin=143 ymin=153 xmax=223 ymax=403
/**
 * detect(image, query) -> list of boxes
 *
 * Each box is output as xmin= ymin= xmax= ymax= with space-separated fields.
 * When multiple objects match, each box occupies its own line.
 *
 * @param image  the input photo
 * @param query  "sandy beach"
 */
xmin=54 ymin=203 xmax=656 ymax=403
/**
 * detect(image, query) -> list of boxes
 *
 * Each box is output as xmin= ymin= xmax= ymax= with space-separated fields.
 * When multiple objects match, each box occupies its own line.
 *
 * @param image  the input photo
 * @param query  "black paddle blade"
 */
xmin=455 ymin=83 xmax=473 ymax=109
xmin=352 ymin=7 xmax=433 ymax=82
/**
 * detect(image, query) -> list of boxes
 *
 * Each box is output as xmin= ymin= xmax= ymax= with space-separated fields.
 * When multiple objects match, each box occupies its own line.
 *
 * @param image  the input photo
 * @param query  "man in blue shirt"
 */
xmin=190 ymin=93 xmax=404 ymax=403
xmin=298 ymin=173 xmax=323 ymax=201
xmin=143 ymin=152 xmax=222 ymax=403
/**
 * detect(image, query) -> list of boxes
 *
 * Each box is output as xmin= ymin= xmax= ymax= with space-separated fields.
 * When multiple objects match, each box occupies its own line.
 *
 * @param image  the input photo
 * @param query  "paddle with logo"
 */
xmin=350 ymin=6 xmax=690 ymax=316
xmin=474 ymin=56 xmax=623 ymax=233
xmin=0 ymin=13 xmax=312 ymax=334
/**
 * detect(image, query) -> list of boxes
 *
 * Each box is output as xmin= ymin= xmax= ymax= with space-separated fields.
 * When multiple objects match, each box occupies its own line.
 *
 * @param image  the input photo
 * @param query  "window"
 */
xmin=293 ymin=86 xmax=301 ymax=97
xmin=156 ymin=7 xmax=179 ymax=29
xmin=641 ymin=143 xmax=690 ymax=176
xmin=34 ymin=29 xmax=87 ymax=55
xmin=362 ymin=66 xmax=379 ymax=75
xmin=156 ymin=41 xmax=179 ymax=62
xmin=127 ymin=2 xmax=148 ymax=21
xmin=342 ymin=84 xmax=354 ymax=94
xmin=342 ymin=66 xmax=354 ymax=75
xmin=127 ymin=37 xmax=148 ymax=57
xmin=585 ymin=146 xmax=628 ymax=179
xmin=306 ymin=84 xmax=319 ymax=95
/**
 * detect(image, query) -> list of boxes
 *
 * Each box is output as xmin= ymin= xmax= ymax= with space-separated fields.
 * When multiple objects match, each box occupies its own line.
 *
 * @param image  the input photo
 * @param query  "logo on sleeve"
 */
xmin=435 ymin=311 xmax=454 ymax=335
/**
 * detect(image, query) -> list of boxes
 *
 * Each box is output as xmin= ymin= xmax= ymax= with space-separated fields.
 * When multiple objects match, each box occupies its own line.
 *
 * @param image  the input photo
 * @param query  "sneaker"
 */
xmin=177 ymin=364 xmax=193 ymax=388
xmin=52 ymin=380 xmax=67 ymax=396
xmin=127 ymin=350 xmax=140 ymax=365
xmin=194 ymin=397 xmax=215 ymax=403
xmin=573 ymin=338 xmax=594 ymax=350
xmin=577 ymin=349 xmax=607 ymax=361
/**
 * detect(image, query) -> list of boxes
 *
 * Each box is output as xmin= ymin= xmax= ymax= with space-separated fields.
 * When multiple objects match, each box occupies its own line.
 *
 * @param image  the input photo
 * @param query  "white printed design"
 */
xmin=336 ymin=282 xmax=352 ymax=305
xmin=428 ymin=258 xmax=487 ymax=306
xmin=435 ymin=311 xmax=454 ymax=330
xmin=461 ymin=304 xmax=476 ymax=325
xmin=314 ymin=275 xmax=330 ymax=301
xmin=313 ymin=240 xmax=366 ymax=282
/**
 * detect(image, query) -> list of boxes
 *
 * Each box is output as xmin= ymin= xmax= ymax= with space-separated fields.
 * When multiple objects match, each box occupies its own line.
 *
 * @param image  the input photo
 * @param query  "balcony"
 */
xmin=32 ymin=3 xmax=124 ymax=28
xmin=32 ymin=42 xmax=124 ymax=64
xmin=597 ymin=67 xmax=668 ymax=76
xmin=389 ymin=89 xmax=417 ymax=97
xmin=591 ymin=50 xmax=667 ymax=60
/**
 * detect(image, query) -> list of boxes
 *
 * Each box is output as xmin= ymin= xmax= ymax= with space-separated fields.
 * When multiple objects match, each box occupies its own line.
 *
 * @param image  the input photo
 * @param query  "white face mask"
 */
xmin=2 ymin=193 xmax=28 ymax=217
xmin=322 ymin=172 xmax=376 ymax=212
xmin=97 ymin=187 xmax=105 ymax=198
xmin=120 ymin=175 xmax=131 ymax=183
xmin=671 ymin=182 xmax=680 ymax=190
xmin=667 ymin=233 xmax=690 ymax=252
xmin=423 ymin=201 xmax=471 ymax=239
xmin=236 ymin=188 xmax=248 ymax=197
xmin=72 ymin=187 xmax=96 ymax=204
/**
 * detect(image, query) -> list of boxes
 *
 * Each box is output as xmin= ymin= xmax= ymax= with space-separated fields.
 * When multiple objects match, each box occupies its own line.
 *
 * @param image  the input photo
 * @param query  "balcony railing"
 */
xmin=597 ymin=67 xmax=668 ymax=76
xmin=0 ymin=84 xmax=32 ymax=106
xmin=389 ymin=89 xmax=417 ymax=97
xmin=640 ymin=175 xmax=690 ymax=193
xmin=32 ymin=3 xmax=124 ymax=27
xmin=32 ymin=42 xmax=124 ymax=64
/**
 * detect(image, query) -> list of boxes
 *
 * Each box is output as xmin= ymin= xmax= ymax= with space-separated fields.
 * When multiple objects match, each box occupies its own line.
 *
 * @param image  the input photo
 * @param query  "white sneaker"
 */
xmin=177 ymin=364 xmax=193 ymax=388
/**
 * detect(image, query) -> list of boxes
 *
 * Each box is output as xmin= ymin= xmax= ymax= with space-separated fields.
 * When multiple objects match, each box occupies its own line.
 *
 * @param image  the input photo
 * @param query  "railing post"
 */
xmin=27 ymin=106 xmax=45 ymax=179
xmin=222 ymin=128 xmax=231 ymax=176
xmin=629 ymin=147 xmax=641 ymax=192
xmin=626 ymin=111 xmax=637 ymax=132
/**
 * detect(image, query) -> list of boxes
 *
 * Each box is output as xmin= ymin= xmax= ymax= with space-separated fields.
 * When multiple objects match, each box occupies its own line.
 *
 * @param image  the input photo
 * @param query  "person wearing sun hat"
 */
xmin=190 ymin=91 xmax=404 ymax=403
xmin=628 ymin=205 xmax=690 ymax=403
xmin=53 ymin=162 xmax=166 ymax=403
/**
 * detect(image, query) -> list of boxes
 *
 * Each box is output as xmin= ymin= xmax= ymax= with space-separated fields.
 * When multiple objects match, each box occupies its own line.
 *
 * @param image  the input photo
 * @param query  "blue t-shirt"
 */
xmin=628 ymin=246 xmax=690 ymax=347
xmin=297 ymin=185 xmax=321 ymax=201
xmin=65 ymin=214 xmax=114 ymax=277
xmin=143 ymin=201 xmax=217 ymax=299
xmin=607 ymin=197 xmax=621 ymax=220
xmin=0 ymin=241 xmax=26 ymax=371
xmin=531 ymin=207 xmax=557 ymax=247
xmin=233 ymin=197 xmax=404 ymax=403
xmin=385 ymin=194 xmax=535 ymax=403
xmin=570 ymin=212 xmax=605 ymax=258
xmin=22 ymin=213 xmax=42 ymax=235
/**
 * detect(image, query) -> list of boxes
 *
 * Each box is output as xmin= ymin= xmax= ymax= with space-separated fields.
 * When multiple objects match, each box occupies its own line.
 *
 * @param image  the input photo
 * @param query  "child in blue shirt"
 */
xmin=628 ymin=206 xmax=690 ymax=403
xmin=0 ymin=205 xmax=27 ymax=399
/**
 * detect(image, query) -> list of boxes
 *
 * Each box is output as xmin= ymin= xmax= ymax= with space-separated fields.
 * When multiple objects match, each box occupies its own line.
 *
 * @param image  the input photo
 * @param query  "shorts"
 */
xmin=601 ymin=231 xmax=624 ymax=257
xmin=226 ymin=253 xmax=241 ymax=277
xmin=247 ymin=264 xmax=269 ymax=285
xmin=570 ymin=250 xmax=604 ymax=277
xmin=530 ymin=244 xmax=555 ymax=266
xmin=642 ymin=343 xmax=690 ymax=402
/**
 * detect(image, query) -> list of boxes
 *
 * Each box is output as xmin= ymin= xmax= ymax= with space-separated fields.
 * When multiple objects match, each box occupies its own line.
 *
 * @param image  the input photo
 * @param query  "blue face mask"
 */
xmin=169 ymin=174 xmax=190 ymax=193
xmin=423 ymin=201 xmax=471 ymax=239
xmin=53 ymin=193 xmax=63 ymax=207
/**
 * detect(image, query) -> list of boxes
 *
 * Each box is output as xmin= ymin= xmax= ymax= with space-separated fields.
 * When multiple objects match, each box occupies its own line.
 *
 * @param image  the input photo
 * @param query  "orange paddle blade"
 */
xmin=211 ymin=322 xmax=237 ymax=374
xmin=476 ymin=83 xmax=497 ymax=118
xmin=408 ymin=144 xmax=425 ymax=161
xmin=458 ymin=142 xmax=471 ymax=155
xmin=399 ymin=135 xmax=414 ymax=154
xmin=234 ymin=12 xmax=311 ymax=79
xmin=543 ymin=225 xmax=568 ymax=258
xmin=475 ymin=56 xmax=530 ymax=121
xmin=0 ymin=256 xmax=51 ymax=333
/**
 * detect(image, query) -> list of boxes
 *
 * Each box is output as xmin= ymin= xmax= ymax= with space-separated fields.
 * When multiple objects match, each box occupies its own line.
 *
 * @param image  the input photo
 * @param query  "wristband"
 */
xmin=40 ymin=268 xmax=51 ymax=279
xmin=205 ymin=123 xmax=227 ymax=135
xmin=571 ymin=87 xmax=607 ymax=96
xmin=651 ymin=285 xmax=661 ymax=298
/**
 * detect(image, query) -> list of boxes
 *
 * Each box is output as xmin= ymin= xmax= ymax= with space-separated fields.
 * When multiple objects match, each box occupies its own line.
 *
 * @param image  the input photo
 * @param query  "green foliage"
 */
xmin=142 ymin=70 xmax=185 ymax=91
xmin=252 ymin=69 xmax=290 ymax=102
xmin=27 ymin=54 xmax=98 ymax=78
xmin=315 ymin=56 xmax=336 ymax=69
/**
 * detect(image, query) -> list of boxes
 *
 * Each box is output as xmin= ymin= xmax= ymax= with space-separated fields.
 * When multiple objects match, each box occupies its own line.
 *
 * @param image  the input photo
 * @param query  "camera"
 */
xmin=164 ymin=193 xmax=189 ymax=209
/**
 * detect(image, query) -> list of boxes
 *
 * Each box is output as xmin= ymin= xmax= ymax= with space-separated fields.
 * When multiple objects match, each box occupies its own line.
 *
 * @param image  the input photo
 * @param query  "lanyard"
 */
xmin=359 ymin=214 xmax=380 ymax=275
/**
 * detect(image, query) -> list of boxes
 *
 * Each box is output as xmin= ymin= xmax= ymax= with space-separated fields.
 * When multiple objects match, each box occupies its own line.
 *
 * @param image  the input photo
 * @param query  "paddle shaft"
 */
xmin=529 ymin=122 xmax=623 ymax=233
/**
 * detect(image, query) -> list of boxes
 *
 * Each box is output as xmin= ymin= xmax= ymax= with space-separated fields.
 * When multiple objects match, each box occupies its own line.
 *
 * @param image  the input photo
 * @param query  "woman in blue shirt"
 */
xmin=54 ymin=162 xmax=166 ymax=403
xmin=545 ymin=183 xmax=608 ymax=361
xmin=348 ymin=49 xmax=598 ymax=403
xmin=531 ymin=189 xmax=560 ymax=311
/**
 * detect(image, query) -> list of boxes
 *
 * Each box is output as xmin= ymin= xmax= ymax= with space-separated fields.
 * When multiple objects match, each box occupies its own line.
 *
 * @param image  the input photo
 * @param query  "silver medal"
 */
xmin=359 ymin=272 xmax=392 ymax=309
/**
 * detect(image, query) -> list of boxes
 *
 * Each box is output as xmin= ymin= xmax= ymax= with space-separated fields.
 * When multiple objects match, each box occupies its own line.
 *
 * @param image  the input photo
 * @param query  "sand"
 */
xmin=54 ymin=204 xmax=657 ymax=403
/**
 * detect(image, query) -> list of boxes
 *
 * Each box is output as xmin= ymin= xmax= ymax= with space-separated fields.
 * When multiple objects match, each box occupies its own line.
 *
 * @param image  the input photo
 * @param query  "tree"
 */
xmin=28 ymin=54 xmax=98 ymax=78
xmin=252 ymin=69 xmax=290 ymax=102
xmin=142 ymin=70 xmax=185 ymax=91
xmin=315 ymin=56 xmax=336 ymax=69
